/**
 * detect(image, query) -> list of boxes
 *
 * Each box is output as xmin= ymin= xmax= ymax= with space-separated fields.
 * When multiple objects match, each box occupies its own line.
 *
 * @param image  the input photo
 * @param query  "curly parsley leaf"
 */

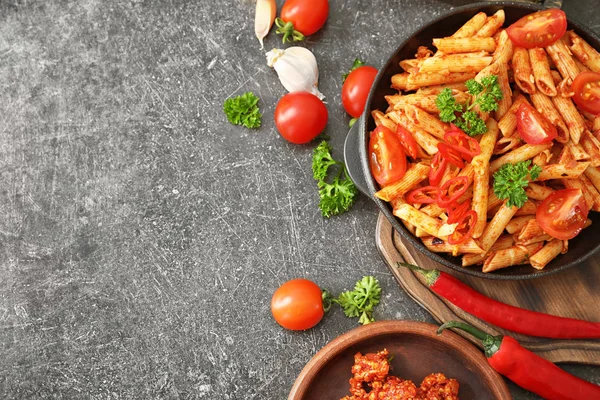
xmin=436 ymin=75 xmax=503 ymax=136
xmin=223 ymin=92 xmax=262 ymax=129
xmin=493 ymin=160 xmax=542 ymax=208
xmin=312 ymin=140 xmax=358 ymax=218
xmin=334 ymin=276 xmax=382 ymax=325
xmin=342 ymin=58 xmax=366 ymax=82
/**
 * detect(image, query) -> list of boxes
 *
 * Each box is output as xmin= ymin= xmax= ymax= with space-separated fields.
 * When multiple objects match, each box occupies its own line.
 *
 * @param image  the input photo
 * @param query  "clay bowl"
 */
xmin=288 ymin=320 xmax=510 ymax=400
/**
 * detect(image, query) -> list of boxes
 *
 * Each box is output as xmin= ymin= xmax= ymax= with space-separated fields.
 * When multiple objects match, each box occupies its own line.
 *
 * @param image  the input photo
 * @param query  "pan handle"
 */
xmin=343 ymin=117 xmax=371 ymax=196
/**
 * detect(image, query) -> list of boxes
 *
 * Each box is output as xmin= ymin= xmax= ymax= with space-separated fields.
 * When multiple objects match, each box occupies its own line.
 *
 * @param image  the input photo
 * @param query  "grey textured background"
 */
xmin=1 ymin=0 xmax=598 ymax=398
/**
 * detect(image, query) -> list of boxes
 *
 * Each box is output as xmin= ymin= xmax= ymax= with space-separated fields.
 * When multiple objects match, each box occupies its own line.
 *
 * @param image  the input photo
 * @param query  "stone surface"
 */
xmin=0 ymin=0 xmax=598 ymax=399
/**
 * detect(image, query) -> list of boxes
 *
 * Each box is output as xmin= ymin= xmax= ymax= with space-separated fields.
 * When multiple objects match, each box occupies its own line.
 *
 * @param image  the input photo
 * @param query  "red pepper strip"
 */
xmin=396 ymin=124 xmax=419 ymax=159
xmin=437 ymin=143 xmax=465 ymax=168
xmin=444 ymin=125 xmax=481 ymax=162
xmin=438 ymin=321 xmax=600 ymax=400
xmin=397 ymin=262 xmax=600 ymax=339
xmin=405 ymin=186 xmax=439 ymax=205
xmin=447 ymin=210 xmax=476 ymax=245
xmin=437 ymin=176 xmax=469 ymax=208
xmin=428 ymin=152 xmax=447 ymax=186
xmin=447 ymin=200 xmax=471 ymax=224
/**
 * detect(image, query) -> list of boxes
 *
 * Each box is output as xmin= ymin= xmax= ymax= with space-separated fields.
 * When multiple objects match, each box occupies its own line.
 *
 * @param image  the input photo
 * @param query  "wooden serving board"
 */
xmin=375 ymin=213 xmax=600 ymax=365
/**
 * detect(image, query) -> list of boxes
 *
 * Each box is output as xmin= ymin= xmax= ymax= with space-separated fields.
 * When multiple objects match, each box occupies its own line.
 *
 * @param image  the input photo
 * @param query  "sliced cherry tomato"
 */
xmin=516 ymin=102 xmax=557 ymax=145
xmin=429 ymin=152 xmax=448 ymax=186
xmin=438 ymin=143 xmax=465 ymax=168
xmin=271 ymin=278 xmax=324 ymax=330
xmin=437 ymin=176 xmax=469 ymax=208
xmin=536 ymin=189 xmax=589 ymax=240
xmin=342 ymin=66 xmax=378 ymax=118
xmin=274 ymin=92 xmax=328 ymax=144
xmin=280 ymin=0 xmax=329 ymax=37
xmin=572 ymin=72 xmax=600 ymax=115
xmin=406 ymin=186 xmax=439 ymax=205
xmin=444 ymin=126 xmax=481 ymax=162
xmin=447 ymin=200 xmax=471 ymax=225
xmin=506 ymin=9 xmax=567 ymax=49
xmin=448 ymin=210 xmax=477 ymax=245
xmin=369 ymin=125 xmax=407 ymax=186
xmin=396 ymin=124 xmax=419 ymax=159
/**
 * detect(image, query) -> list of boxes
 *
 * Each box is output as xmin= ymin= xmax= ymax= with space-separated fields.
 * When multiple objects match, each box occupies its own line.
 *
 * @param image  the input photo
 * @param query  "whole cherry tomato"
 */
xmin=516 ymin=102 xmax=557 ymax=145
xmin=572 ymin=71 xmax=600 ymax=115
xmin=369 ymin=125 xmax=407 ymax=186
xmin=274 ymin=92 xmax=328 ymax=144
xmin=506 ymin=8 xmax=567 ymax=49
xmin=536 ymin=189 xmax=589 ymax=240
xmin=280 ymin=0 xmax=329 ymax=37
xmin=271 ymin=278 xmax=324 ymax=330
xmin=341 ymin=65 xmax=378 ymax=118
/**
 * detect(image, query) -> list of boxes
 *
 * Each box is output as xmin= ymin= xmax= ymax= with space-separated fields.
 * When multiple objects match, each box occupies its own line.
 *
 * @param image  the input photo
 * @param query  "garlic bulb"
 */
xmin=266 ymin=47 xmax=325 ymax=100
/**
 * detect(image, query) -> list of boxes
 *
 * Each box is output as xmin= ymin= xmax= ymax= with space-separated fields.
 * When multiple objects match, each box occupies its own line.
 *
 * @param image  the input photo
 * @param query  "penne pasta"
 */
xmin=394 ymin=203 xmax=445 ymax=239
xmin=405 ymin=71 xmax=477 ymax=91
xmin=491 ymin=30 xmax=514 ymax=65
xmin=546 ymin=37 xmax=580 ymax=81
xmin=452 ymin=12 xmax=488 ymax=38
xmin=471 ymin=119 xmax=498 ymax=238
xmin=462 ymin=234 xmax=514 ymax=266
xmin=497 ymin=94 xmax=529 ymax=137
xmin=529 ymin=239 xmax=564 ymax=270
xmin=489 ymin=143 xmax=553 ymax=174
xmin=512 ymin=47 xmax=536 ymax=94
xmin=374 ymin=163 xmax=431 ymax=202
xmin=505 ymin=215 xmax=535 ymax=235
xmin=568 ymin=30 xmax=600 ymax=73
xmin=422 ymin=236 xmax=484 ymax=254
xmin=404 ymin=105 xmax=449 ymax=140
xmin=475 ymin=10 xmax=505 ymax=38
xmin=478 ymin=201 xmax=518 ymax=253
xmin=494 ymin=60 xmax=513 ymax=120
xmin=482 ymin=243 xmax=543 ymax=272
xmin=528 ymin=48 xmax=557 ymax=97
xmin=552 ymin=95 xmax=586 ymax=144
xmin=535 ymin=161 xmax=590 ymax=181
xmin=433 ymin=37 xmax=496 ymax=54
xmin=418 ymin=52 xmax=493 ymax=74
xmin=529 ymin=91 xmax=569 ymax=143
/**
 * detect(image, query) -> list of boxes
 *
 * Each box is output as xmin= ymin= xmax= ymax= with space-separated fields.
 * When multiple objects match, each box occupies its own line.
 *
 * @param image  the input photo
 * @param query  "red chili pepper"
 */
xmin=447 ymin=210 xmax=477 ymax=245
xmin=437 ymin=176 xmax=469 ymax=208
xmin=438 ymin=143 xmax=465 ymax=168
xmin=438 ymin=321 xmax=600 ymax=400
xmin=428 ymin=152 xmax=447 ymax=186
xmin=447 ymin=200 xmax=471 ymax=224
xmin=405 ymin=186 xmax=439 ymax=205
xmin=396 ymin=124 xmax=419 ymax=159
xmin=444 ymin=125 xmax=481 ymax=162
xmin=397 ymin=263 xmax=600 ymax=339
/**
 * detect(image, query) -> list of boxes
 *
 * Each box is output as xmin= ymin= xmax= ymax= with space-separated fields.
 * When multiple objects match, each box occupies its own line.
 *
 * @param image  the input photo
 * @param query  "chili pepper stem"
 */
xmin=438 ymin=321 xmax=502 ymax=358
xmin=396 ymin=262 xmax=440 ymax=286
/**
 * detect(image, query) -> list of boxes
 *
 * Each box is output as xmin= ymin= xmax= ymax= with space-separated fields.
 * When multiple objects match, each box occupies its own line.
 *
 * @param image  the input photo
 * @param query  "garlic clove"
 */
xmin=255 ymin=0 xmax=276 ymax=49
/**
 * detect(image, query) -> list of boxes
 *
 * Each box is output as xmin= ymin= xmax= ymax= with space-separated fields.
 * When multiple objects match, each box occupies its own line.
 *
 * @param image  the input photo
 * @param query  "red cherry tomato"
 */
xmin=572 ymin=72 xmax=600 ymax=115
xmin=429 ymin=152 xmax=448 ymax=187
xmin=506 ymin=9 xmax=567 ymax=49
xmin=405 ymin=186 xmax=439 ymax=205
xmin=341 ymin=66 xmax=378 ymax=119
xmin=516 ymin=102 xmax=557 ymax=145
xmin=395 ymin=124 xmax=419 ymax=160
xmin=369 ymin=125 xmax=407 ymax=186
xmin=437 ymin=176 xmax=470 ymax=208
xmin=280 ymin=0 xmax=329 ymax=36
xmin=438 ymin=143 xmax=465 ymax=168
xmin=444 ymin=126 xmax=481 ymax=162
xmin=448 ymin=210 xmax=477 ymax=245
xmin=536 ymin=189 xmax=589 ymax=240
xmin=274 ymin=92 xmax=328 ymax=144
xmin=271 ymin=278 xmax=324 ymax=330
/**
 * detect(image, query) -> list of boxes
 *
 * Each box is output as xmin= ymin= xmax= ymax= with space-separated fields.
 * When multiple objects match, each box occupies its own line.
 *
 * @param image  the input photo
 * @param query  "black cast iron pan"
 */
xmin=344 ymin=0 xmax=600 ymax=279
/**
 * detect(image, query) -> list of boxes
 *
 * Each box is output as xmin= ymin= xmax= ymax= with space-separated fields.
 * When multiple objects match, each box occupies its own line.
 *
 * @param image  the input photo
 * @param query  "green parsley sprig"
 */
xmin=333 ymin=276 xmax=381 ymax=325
xmin=436 ymin=75 xmax=503 ymax=137
xmin=223 ymin=92 xmax=262 ymax=129
xmin=493 ymin=160 xmax=542 ymax=208
xmin=312 ymin=140 xmax=358 ymax=218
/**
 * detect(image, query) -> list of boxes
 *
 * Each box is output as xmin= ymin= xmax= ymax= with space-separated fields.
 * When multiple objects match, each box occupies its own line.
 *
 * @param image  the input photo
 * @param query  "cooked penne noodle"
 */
xmin=433 ymin=37 xmax=496 ymax=54
xmin=399 ymin=59 xmax=420 ymax=73
xmin=584 ymin=165 xmax=600 ymax=194
xmin=405 ymin=71 xmax=477 ymax=91
xmin=562 ymin=175 xmax=600 ymax=211
xmin=514 ymin=200 xmax=538 ymax=217
xmin=514 ymin=218 xmax=546 ymax=244
xmin=462 ymin=234 xmax=514 ymax=266
xmin=486 ymin=188 xmax=504 ymax=213
xmin=493 ymin=136 xmax=521 ymax=155
xmin=471 ymin=119 xmax=498 ymax=238
xmin=529 ymin=91 xmax=569 ymax=143
xmin=505 ymin=215 xmax=535 ymax=235
xmin=416 ymin=82 xmax=469 ymax=96
xmin=568 ymin=30 xmax=600 ymax=73
xmin=580 ymin=130 xmax=600 ymax=167
xmin=388 ymin=93 xmax=471 ymax=114
xmin=546 ymin=38 xmax=580 ymax=81
xmin=535 ymin=161 xmax=590 ymax=181
xmin=452 ymin=12 xmax=488 ymax=38
xmin=372 ymin=110 xmax=397 ymax=131
xmin=478 ymin=201 xmax=518 ymax=253
xmin=374 ymin=163 xmax=431 ymax=202
xmin=529 ymin=239 xmax=564 ymax=270
xmin=512 ymin=47 xmax=536 ymax=94
xmin=422 ymin=236 xmax=484 ymax=254
xmin=391 ymin=73 xmax=409 ymax=91
xmin=525 ymin=182 xmax=554 ymax=201
xmin=495 ymin=61 xmax=513 ymax=120
xmin=419 ymin=52 xmax=493 ymax=74
xmin=528 ymin=47 xmax=557 ymax=96
xmin=394 ymin=203 xmax=445 ymax=239
xmin=482 ymin=243 xmax=543 ymax=272
xmin=552 ymin=95 xmax=586 ymax=144
xmin=404 ymin=105 xmax=449 ymax=140
xmin=491 ymin=30 xmax=513 ymax=65
xmin=489 ymin=143 xmax=553 ymax=174
xmin=497 ymin=94 xmax=529 ymax=137
xmin=566 ymin=141 xmax=590 ymax=161
xmin=475 ymin=10 xmax=505 ymax=38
